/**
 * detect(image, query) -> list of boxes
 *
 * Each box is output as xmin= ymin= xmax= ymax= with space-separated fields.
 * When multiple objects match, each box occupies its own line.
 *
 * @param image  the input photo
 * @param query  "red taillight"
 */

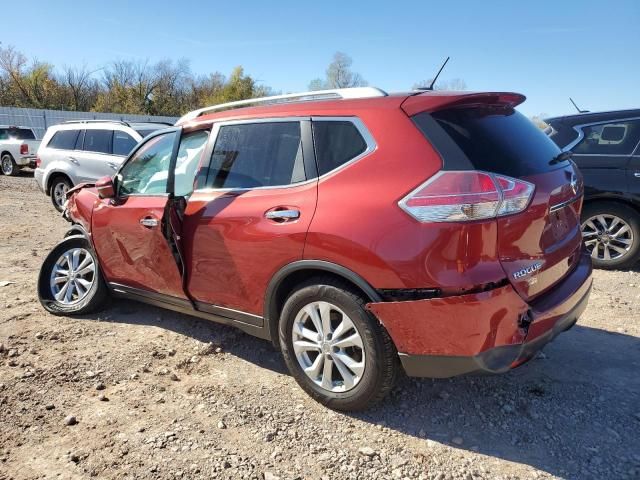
xmin=35 ymin=156 xmax=41 ymax=168
xmin=399 ymin=171 xmax=535 ymax=222
xmin=20 ymin=144 xmax=28 ymax=155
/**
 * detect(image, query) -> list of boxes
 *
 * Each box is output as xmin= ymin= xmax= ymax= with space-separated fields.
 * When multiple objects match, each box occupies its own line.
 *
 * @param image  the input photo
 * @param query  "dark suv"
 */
xmin=545 ymin=109 xmax=640 ymax=269
xmin=37 ymin=88 xmax=592 ymax=410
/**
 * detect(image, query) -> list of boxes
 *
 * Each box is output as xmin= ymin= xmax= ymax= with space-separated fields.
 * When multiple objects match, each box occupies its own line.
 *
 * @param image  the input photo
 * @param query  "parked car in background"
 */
xmin=0 ymin=125 xmax=40 ymax=176
xmin=38 ymin=87 xmax=591 ymax=410
xmin=545 ymin=109 xmax=640 ymax=269
xmin=34 ymin=120 xmax=170 ymax=211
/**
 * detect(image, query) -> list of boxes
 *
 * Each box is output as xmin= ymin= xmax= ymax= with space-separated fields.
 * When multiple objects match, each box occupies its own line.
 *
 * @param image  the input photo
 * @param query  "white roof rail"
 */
xmin=176 ymin=86 xmax=388 ymax=124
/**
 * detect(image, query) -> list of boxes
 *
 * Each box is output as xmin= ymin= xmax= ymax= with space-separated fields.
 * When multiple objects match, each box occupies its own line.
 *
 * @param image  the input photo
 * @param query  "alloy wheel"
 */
xmin=582 ymin=214 xmax=634 ymax=262
xmin=49 ymin=248 xmax=96 ymax=305
xmin=1 ymin=156 xmax=13 ymax=175
xmin=53 ymin=182 xmax=69 ymax=208
xmin=291 ymin=300 xmax=366 ymax=393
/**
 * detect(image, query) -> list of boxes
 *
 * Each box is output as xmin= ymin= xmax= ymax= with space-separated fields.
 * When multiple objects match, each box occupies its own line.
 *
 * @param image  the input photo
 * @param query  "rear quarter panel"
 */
xmin=304 ymin=108 xmax=507 ymax=293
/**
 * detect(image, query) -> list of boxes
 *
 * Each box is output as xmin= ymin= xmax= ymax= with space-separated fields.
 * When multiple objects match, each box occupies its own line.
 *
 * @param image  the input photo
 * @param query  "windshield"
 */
xmin=0 ymin=128 xmax=36 ymax=140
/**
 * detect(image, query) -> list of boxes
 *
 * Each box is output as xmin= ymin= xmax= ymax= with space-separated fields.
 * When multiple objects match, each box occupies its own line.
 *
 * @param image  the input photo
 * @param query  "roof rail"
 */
xmin=64 ymin=119 xmax=131 ymax=127
xmin=176 ymin=86 xmax=388 ymax=124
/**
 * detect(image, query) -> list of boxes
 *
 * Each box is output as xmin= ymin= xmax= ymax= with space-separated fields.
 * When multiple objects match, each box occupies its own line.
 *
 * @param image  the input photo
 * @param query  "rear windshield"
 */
xmin=0 ymin=128 xmax=36 ymax=140
xmin=415 ymin=107 xmax=565 ymax=177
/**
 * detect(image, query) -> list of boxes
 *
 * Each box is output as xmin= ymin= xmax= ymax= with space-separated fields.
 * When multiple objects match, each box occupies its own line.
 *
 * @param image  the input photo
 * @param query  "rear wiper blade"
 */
xmin=549 ymin=150 xmax=573 ymax=165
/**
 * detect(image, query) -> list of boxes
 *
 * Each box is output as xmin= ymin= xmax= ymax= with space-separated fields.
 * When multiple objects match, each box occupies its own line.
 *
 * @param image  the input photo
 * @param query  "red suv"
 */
xmin=38 ymin=87 xmax=592 ymax=411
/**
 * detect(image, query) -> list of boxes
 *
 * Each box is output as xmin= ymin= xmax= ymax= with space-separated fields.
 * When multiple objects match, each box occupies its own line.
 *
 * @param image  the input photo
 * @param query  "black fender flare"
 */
xmin=263 ymin=260 xmax=382 ymax=346
xmin=64 ymin=224 xmax=90 ymax=240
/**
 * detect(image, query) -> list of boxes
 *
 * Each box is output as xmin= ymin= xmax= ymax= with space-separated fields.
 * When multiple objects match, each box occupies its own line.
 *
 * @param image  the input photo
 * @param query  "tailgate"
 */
xmin=428 ymin=104 xmax=584 ymax=302
xmin=497 ymin=165 xmax=583 ymax=300
xmin=24 ymin=140 xmax=41 ymax=155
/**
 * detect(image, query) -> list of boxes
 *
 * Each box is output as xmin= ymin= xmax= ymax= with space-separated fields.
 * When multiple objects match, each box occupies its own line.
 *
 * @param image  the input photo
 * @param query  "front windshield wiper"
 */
xmin=549 ymin=150 xmax=573 ymax=165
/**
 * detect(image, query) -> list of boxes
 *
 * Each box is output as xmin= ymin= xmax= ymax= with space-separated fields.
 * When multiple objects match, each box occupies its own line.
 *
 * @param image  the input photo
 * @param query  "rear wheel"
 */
xmin=1 ymin=154 xmax=18 ymax=176
xmin=581 ymin=202 xmax=640 ymax=269
xmin=38 ymin=236 xmax=109 ymax=315
xmin=50 ymin=176 xmax=72 ymax=211
xmin=279 ymin=277 xmax=398 ymax=411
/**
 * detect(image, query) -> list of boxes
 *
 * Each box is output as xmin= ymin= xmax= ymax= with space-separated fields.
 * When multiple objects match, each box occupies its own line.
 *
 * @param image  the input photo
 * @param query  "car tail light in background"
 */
xmin=399 ymin=171 xmax=535 ymax=222
xmin=35 ymin=157 xmax=41 ymax=168
xmin=20 ymin=144 xmax=28 ymax=155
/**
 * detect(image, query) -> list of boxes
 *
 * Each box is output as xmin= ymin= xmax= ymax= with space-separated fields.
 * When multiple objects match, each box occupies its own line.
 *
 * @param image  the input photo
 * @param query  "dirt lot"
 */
xmin=1 ymin=173 xmax=639 ymax=480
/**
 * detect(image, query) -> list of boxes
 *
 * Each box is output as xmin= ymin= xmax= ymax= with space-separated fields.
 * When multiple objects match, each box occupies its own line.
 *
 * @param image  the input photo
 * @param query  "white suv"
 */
xmin=35 ymin=120 xmax=169 ymax=210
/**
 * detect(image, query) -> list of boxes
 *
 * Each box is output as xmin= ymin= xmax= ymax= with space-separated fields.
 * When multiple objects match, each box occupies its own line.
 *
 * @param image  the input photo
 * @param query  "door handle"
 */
xmin=265 ymin=209 xmax=300 ymax=221
xmin=634 ymin=172 xmax=640 ymax=178
xmin=68 ymin=156 xmax=79 ymax=165
xmin=139 ymin=217 xmax=159 ymax=228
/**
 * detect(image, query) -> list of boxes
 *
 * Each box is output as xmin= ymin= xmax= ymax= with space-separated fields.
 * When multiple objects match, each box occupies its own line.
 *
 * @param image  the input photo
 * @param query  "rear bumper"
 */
xmin=15 ymin=155 xmax=36 ymax=167
xmin=34 ymin=169 xmax=45 ymax=192
xmin=367 ymin=249 xmax=593 ymax=378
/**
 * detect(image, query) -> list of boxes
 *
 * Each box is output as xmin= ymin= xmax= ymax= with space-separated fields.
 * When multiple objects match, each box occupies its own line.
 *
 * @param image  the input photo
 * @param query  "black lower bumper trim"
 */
xmin=399 ymin=282 xmax=591 ymax=378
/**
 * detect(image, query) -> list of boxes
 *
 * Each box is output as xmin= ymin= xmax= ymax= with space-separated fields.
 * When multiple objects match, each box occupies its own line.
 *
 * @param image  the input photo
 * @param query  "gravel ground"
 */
xmin=1 ymin=172 xmax=639 ymax=480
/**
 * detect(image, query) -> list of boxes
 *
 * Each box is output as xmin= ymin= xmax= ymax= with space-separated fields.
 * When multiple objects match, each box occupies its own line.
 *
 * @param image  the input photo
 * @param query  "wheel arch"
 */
xmin=264 ymin=260 xmax=382 ymax=347
xmin=1 ymin=150 xmax=14 ymax=159
xmin=46 ymin=171 xmax=73 ymax=195
xmin=582 ymin=195 xmax=640 ymax=217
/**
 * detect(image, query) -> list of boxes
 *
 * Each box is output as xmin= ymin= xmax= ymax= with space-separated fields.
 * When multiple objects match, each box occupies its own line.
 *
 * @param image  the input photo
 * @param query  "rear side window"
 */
xmin=572 ymin=120 xmax=640 ymax=155
xmin=83 ymin=130 xmax=112 ymax=154
xmin=113 ymin=131 xmax=138 ymax=156
xmin=312 ymin=121 xmax=367 ymax=175
xmin=48 ymin=130 xmax=80 ymax=150
xmin=206 ymin=122 xmax=305 ymax=189
xmin=417 ymin=108 xmax=563 ymax=177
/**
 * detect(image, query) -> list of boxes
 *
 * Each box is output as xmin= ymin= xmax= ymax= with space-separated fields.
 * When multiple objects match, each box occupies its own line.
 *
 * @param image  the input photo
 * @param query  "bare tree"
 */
xmin=63 ymin=64 xmax=100 ymax=111
xmin=309 ymin=52 xmax=367 ymax=90
xmin=413 ymin=78 xmax=467 ymax=91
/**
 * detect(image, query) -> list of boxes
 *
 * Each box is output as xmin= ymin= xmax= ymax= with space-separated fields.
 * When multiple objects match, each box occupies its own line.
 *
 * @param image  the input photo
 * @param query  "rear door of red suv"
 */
xmin=405 ymin=94 xmax=584 ymax=301
xmin=181 ymin=118 xmax=318 ymax=318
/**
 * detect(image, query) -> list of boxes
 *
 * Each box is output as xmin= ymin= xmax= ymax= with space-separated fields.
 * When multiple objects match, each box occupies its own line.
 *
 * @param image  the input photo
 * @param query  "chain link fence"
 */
xmin=0 ymin=106 xmax=178 ymax=139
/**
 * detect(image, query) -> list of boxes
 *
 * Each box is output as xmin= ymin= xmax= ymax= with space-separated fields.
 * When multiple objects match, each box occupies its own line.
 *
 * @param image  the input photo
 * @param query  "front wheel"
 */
xmin=38 ymin=236 xmax=109 ymax=315
xmin=581 ymin=202 xmax=640 ymax=269
xmin=50 ymin=176 xmax=72 ymax=212
xmin=279 ymin=278 xmax=398 ymax=411
xmin=1 ymin=154 xmax=18 ymax=176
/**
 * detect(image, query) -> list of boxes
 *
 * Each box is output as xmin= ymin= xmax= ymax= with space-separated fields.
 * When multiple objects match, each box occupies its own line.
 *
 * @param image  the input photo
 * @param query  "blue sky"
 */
xmin=5 ymin=0 xmax=639 ymax=117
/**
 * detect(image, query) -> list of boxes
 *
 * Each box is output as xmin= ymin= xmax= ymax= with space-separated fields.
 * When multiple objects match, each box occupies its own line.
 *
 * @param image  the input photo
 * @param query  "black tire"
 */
xmin=1 ymin=153 xmax=18 ymax=176
xmin=279 ymin=276 xmax=398 ymax=411
xmin=582 ymin=201 xmax=640 ymax=270
xmin=50 ymin=175 xmax=72 ymax=212
xmin=38 ymin=235 xmax=109 ymax=315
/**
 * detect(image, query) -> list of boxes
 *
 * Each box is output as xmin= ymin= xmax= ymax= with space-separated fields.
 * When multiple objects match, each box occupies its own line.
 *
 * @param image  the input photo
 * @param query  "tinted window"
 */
xmin=0 ymin=127 xmax=35 ymax=140
xmin=74 ymin=130 xmax=85 ymax=150
xmin=174 ymin=130 xmax=209 ymax=196
xmin=134 ymin=129 xmax=160 ymax=138
xmin=312 ymin=121 xmax=367 ymax=175
xmin=207 ymin=122 xmax=304 ymax=188
xmin=48 ymin=130 xmax=80 ymax=150
xmin=83 ymin=130 xmax=112 ymax=154
xmin=423 ymin=108 xmax=563 ymax=177
xmin=573 ymin=120 xmax=640 ymax=155
xmin=118 ymin=133 xmax=176 ymax=195
xmin=113 ymin=131 xmax=138 ymax=156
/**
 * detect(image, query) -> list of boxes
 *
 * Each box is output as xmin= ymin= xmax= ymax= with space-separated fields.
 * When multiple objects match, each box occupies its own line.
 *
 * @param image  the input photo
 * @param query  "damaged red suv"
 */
xmin=38 ymin=87 xmax=592 ymax=411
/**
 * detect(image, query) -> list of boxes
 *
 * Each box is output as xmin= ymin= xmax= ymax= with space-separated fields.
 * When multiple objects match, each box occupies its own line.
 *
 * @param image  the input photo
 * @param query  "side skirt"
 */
xmin=108 ymin=283 xmax=270 ymax=341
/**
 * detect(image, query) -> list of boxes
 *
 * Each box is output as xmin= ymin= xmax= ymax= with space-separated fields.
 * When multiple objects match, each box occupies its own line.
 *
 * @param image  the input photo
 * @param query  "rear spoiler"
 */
xmin=401 ymin=92 xmax=526 ymax=117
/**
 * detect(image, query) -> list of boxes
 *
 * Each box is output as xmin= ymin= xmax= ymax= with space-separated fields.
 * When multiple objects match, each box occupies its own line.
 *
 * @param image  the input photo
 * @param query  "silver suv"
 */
xmin=35 ymin=120 xmax=168 ymax=210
